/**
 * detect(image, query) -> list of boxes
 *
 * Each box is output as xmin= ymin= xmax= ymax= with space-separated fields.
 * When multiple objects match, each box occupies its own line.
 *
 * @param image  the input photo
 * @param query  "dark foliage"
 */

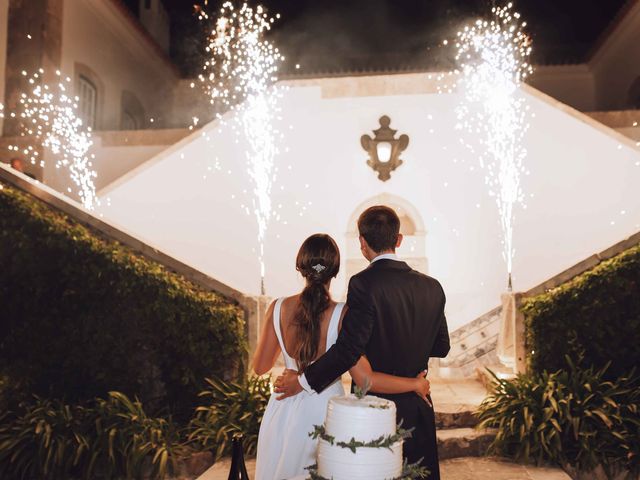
xmin=478 ymin=360 xmax=640 ymax=477
xmin=0 ymin=184 xmax=245 ymax=418
xmin=0 ymin=392 xmax=189 ymax=479
xmin=188 ymin=376 xmax=271 ymax=460
xmin=0 ymin=376 xmax=272 ymax=480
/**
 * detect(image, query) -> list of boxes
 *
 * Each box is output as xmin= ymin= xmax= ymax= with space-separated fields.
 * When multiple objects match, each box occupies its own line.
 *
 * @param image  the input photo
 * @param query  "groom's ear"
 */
xmin=396 ymin=233 xmax=403 ymax=249
xmin=359 ymin=235 xmax=372 ymax=257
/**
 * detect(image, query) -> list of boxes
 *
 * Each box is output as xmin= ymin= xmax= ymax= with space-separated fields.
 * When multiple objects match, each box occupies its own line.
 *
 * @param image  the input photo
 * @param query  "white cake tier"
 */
xmin=317 ymin=439 xmax=403 ymax=480
xmin=324 ymin=394 xmax=396 ymax=443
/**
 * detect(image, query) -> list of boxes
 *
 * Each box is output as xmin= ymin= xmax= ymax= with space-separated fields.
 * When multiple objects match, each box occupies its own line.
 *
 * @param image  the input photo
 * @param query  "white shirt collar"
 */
xmin=371 ymin=253 xmax=400 ymax=263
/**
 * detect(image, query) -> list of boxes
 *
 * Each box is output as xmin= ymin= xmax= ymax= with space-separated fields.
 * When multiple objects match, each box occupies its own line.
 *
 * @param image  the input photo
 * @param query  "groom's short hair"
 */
xmin=358 ymin=206 xmax=400 ymax=253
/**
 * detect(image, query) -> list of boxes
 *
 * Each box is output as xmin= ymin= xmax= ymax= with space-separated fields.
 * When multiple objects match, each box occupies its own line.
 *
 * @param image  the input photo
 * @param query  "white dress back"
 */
xmin=255 ymin=299 xmax=345 ymax=480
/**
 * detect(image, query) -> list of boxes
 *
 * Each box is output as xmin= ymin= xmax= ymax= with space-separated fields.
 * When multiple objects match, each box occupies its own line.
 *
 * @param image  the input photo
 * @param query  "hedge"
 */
xmin=0 ymin=183 xmax=246 ymax=418
xmin=522 ymin=243 xmax=640 ymax=377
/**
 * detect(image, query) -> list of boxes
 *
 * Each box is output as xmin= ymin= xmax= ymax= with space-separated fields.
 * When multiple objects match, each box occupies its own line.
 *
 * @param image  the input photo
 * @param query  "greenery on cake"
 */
xmin=352 ymin=379 xmax=390 ymax=408
xmin=310 ymin=424 xmax=413 ymax=453
xmin=353 ymin=378 xmax=372 ymax=399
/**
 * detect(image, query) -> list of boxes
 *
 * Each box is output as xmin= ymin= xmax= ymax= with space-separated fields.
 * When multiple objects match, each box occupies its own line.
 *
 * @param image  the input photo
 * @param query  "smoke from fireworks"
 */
xmin=196 ymin=2 xmax=284 ymax=294
xmin=454 ymin=3 xmax=533 ymax=287
xmin=9 ymin=70 xmax=99 ymax=209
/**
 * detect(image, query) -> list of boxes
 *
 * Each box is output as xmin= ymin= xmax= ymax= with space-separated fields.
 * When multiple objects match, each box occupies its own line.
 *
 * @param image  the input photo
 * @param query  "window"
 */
xmin=121 ymin=111 xmax=138 ymax=130
xmin=120 ymin=91 xmax=145 ymax=130
xmin=78 ymin=75 xmax=97 ymax=130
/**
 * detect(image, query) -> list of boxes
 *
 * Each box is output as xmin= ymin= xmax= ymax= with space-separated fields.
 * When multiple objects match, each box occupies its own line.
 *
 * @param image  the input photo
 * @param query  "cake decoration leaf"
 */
xmin=353 ymin=377 xmax=372 ymax=399
xmin=308 ymin=424 xmax=413 ymax=452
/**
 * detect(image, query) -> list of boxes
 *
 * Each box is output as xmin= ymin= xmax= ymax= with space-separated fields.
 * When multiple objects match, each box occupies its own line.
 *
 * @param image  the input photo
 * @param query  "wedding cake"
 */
xmin=312 ymin=394 xmax=405 ymax=480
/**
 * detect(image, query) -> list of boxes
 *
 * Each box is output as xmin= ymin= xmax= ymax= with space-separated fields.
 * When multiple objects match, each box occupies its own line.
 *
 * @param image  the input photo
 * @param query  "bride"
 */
xmin=252 ymin=233 xmax=431 ymax=480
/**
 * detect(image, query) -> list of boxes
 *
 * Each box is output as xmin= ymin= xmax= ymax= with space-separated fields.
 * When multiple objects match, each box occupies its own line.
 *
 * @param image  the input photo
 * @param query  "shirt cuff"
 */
xmin=298 ymin=373 xmax=313 ymax=393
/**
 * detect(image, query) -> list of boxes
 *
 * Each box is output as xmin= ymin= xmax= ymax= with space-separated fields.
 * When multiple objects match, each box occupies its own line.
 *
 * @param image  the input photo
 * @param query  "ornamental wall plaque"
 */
xmin=360 ymin=115 xmax=409 ymax=182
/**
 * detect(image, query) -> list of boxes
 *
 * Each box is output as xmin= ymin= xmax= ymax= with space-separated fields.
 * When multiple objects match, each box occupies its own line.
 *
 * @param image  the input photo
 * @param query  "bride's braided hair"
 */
xmin=293 ymin=234 xmax=340 ymax=372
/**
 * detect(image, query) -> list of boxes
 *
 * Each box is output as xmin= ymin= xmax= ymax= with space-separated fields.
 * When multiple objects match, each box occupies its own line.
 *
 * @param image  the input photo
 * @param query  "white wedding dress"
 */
xmin=255 ymin=298 xmax=345 ymax=480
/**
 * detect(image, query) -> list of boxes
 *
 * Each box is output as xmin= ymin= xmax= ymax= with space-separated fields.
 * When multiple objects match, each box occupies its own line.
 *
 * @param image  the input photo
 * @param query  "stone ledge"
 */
xmin=435 ymin=405 xmax=479 ymax=429
xmin=525 ymin=230 xmax=640 ymax=298
xmin=586 ymin=109 xmax=640 ymax=129
xmin=97 ymin=128 xmax=191 ymax=147
xmin=437 ymin=428 xmax=497 ymax=460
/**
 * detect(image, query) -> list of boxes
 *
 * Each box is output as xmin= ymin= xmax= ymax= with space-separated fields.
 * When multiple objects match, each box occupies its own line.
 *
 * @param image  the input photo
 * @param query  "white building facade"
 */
xmin=98 ymin=73 xmax=640 ymax=333
xmin=0 ymin=0 xmax=179 ymax=183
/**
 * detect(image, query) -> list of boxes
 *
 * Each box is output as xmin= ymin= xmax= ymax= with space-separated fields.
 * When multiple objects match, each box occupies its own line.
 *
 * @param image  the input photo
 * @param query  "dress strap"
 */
xmin=325 ymin=302 xmax=346 ymax=350
xmin=272 ymin=297 xmax=291 ymax=359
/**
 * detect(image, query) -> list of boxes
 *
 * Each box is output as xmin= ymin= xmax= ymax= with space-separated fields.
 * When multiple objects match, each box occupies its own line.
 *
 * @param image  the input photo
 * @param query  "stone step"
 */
xmin=430 ymin=376 xmax=487 ymax=430
xmin=435 ymin=403 xmax=480 ymax=429
xmin=437 ymin=427 xmax=497 ymax=460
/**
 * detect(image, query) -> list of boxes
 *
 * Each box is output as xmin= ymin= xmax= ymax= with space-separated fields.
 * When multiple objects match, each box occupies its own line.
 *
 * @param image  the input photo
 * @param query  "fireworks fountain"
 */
xmin=196 ymin=2 xmax=284 ymax=294
xmin=8 ymin=70 xmax=99 ymax=210
xmin=453 ymin=3 xmax=533 ymax=289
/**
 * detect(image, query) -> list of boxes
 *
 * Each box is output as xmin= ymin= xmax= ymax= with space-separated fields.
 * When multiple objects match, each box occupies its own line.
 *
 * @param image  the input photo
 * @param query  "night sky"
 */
xmin=124 ymin=0 xmax=629 ymax=76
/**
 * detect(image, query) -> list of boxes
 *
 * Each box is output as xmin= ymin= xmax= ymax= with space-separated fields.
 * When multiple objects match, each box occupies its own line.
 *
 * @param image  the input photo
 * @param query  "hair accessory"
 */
xmin=311 ymin=263 xmax=326 ymax=273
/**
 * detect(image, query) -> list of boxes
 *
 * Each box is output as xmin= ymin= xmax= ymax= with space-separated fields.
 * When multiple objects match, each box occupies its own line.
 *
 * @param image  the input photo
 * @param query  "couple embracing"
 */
xmin=252 ymin=205 xmax=451 ymax=479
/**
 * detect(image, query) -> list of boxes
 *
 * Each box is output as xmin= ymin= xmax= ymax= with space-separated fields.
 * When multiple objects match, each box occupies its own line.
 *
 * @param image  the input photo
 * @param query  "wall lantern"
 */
xmin=360 ymin=115 xmax=409 ymax=182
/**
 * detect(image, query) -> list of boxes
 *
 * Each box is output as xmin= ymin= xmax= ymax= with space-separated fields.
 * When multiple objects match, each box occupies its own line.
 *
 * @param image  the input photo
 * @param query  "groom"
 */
xmin=275 ymin=205 xmax=450 ymax=479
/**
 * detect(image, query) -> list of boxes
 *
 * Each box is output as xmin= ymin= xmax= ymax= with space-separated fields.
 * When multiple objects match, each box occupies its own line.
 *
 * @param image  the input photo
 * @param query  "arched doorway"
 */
xmin=345 ymin=193 xmax=428 ymax=282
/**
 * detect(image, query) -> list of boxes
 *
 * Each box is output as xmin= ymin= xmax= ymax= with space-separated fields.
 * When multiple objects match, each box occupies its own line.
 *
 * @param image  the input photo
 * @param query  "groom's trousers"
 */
xmin=380 ymin=391 xmax=440 ymax=480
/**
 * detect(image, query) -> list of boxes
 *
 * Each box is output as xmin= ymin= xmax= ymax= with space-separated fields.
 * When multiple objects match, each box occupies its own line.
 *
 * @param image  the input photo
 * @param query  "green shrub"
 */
xmin=89 ymin=392 xmax=189 ymax=479
xmin=0 ymin=184 xmax=246 ymax=417
xmin=477 ymin=359 xmax=640 ymax=477
xmin=522 ymin=244 xmax=640 ymax=378
xmin=0 ymin=392 xmax=190 ymax=479
xmin=0 ymin=397 xmax=90 ymax=479
xmin=0 ymin=375 xmax=274 ymax=479
xmin=189 ymin=375 xmax=271 ymax=460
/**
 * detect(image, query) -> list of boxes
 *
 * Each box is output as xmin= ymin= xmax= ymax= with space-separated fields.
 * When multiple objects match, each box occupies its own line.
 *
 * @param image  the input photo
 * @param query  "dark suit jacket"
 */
xmin=304 ymin=258 xmax=450 ymax=392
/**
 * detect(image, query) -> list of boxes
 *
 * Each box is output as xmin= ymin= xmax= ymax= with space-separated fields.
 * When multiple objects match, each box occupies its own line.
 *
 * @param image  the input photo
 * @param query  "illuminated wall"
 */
xmin=98 ymin=72 xmax=640 ymax=330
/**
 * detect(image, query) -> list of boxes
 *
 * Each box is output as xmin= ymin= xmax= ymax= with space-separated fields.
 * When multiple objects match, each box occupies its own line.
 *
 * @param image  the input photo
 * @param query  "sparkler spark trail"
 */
xmin=197 ymin=2 xmax=284 ymax=294
xmin=10 ymin=70 xmax=99 ymax=209
xmin=454 ymin=3 xmax=533 ymax=288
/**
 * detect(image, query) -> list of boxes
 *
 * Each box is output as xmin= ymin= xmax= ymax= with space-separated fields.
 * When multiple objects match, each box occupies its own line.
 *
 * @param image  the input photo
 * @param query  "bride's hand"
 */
xmin=414 ymin=370 xmax=432 ymax=406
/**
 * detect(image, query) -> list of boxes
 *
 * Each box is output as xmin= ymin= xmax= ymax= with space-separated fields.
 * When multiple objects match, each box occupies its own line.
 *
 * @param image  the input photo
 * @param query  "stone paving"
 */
xmin=429 ymin=376 xmax=489 ymax=407
xmin=440 ymin=457 xmax=571 ymax=479
xmin=198 ymin=456 xmax=571 ymax=480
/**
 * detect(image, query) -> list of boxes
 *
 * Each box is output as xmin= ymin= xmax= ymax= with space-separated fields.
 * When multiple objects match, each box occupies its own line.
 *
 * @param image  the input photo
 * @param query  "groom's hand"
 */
xmin=274 ymin=369 xmax=303 ymax=400
xmin=415 ymin=370 xmax=433 ymax=408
